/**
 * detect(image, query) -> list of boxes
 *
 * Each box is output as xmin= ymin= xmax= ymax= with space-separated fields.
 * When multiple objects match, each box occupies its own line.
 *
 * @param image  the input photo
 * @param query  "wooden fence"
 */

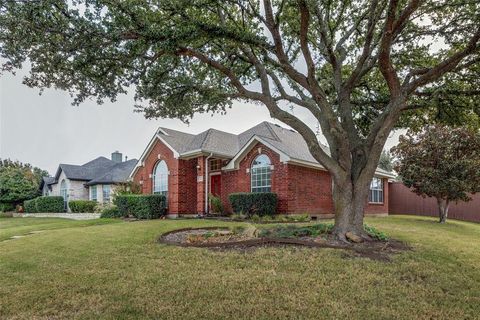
xmin=388 ymin=182 xmax=480 ymax=223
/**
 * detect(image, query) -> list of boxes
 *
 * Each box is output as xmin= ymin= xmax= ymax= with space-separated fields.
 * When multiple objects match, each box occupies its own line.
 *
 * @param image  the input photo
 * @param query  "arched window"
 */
xmin=251 ymin=154 xmax=272 ymax=193
xmin=60 ymin=179 xmax=68 ymax=210
xmin=153 ymin=160 xmax=168 ymax=197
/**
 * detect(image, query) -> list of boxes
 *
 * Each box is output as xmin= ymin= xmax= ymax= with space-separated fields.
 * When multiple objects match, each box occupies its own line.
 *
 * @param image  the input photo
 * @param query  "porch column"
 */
xmin=196 ymin=156 xmax=206 ymax=214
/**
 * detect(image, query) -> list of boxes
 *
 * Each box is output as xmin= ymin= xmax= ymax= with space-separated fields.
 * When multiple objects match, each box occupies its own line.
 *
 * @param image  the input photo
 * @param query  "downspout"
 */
xmin=205 ymin=153 xmax=213 ymax=215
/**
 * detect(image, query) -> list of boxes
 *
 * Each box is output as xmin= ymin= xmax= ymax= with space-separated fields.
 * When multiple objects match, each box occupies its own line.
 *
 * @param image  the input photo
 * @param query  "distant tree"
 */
xmin=378 ymin=151 xmax=394 ymax=172
xmin=392 ymin=126 xmax=480 ymax=223
xmin=0 ymin=159 xmax=49 ymax=209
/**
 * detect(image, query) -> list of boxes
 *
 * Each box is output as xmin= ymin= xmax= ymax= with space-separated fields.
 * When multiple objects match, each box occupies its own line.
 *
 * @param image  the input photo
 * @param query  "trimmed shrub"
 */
xmin=114 ymin=195 xmax=137 ymax=217
xmin=35 ymin=196 xmax=64 ymax=212
xmin=100 ymin=205 xmax=122 ymax=218
xmin=69 ymin=200 xmax=97 ymax=213
xmin=228 ymin=192 xmax=278 ymax=217
xmin=24 ymin=199 xmax=38 ymax=213
xmin=114 ymin=194 xmax=167 ymax=219
xmin=24 ymin=196 xmax=64 ymax=213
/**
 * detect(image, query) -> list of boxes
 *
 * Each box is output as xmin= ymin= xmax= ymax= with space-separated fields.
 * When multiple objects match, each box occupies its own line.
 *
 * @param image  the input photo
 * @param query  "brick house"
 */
xmin=130 ymin=122 xmax=395 ymax=217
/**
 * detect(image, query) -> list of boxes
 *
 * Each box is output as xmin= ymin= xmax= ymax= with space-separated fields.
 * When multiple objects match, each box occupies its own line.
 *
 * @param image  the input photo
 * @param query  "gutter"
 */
xmin=204 ymin=153 xmax=213 ymax=214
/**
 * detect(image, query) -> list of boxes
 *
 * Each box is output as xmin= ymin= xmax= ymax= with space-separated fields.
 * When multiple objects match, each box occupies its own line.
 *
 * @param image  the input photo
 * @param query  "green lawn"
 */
xmin=0 ymin=216 xmax=479 ymax=319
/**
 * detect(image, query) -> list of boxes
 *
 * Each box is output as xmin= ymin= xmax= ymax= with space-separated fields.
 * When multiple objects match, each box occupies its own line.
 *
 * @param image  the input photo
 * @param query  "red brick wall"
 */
xmin=134 ymin=138 xmax=389 ymax=216
xmin=221 ymin=143 xmax=289 ymax=213
xmin=215 ymin=141 xmax=389 ymax=216
xmin=365 ymin=178 xmax=389 ymax=215
xmin=132 ymin=140 xmax=197 ymax=215
xmin=286 ymin=164 xmax=334 ymax=214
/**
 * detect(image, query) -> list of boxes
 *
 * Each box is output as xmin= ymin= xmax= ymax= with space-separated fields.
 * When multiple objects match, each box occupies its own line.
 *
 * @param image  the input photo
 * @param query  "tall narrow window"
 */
xmin=90 ymin=185 xmax=97 ymax=201
xmin=60 ymin=179 xmax=68 ymax=209
xmin=153 ymin=160 xmax=168 ymax=198
xmin=251 ymin=154 xmax=272 ymax=193
xmin=369 ymin=177 xmax=384 ymax=203
xmin=102 ymin=185 xmax=110 ymax=202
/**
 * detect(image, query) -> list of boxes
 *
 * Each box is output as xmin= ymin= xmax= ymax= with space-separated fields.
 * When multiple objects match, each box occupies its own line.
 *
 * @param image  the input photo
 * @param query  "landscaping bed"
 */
xmin=159 ymin=224 xmax=410 ymax=261
xmin=204 ymin=213 xmax=312 ymax=224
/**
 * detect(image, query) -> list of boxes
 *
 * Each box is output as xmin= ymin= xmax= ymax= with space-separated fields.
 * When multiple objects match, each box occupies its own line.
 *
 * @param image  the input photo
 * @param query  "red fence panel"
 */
xmin=388 ymin=182 xmax=480 ymax=223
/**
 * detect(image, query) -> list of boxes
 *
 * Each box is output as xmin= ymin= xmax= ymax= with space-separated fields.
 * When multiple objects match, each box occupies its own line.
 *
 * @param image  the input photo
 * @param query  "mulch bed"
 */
xmin=158 ymin=227 xmax=411 ymax=261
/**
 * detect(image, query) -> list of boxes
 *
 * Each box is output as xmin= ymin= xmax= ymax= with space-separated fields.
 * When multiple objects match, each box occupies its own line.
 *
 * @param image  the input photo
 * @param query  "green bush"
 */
xmin=69 ymin=200 xmax=97 ymax=213
xmin=24 ymin=196 xmax=64 ymax=213
xmin=35 ymin=196 xmax=64 ymax=212
xmin=364 ymin=224 xmax=389 ymax=241
xmin=0 ymin=202 xmax=15 ymax=212
xmin=114 ymin=194 xmax=167 ymax=219
xmin=208 ymin=194 xmax=224 ymax=214
xmin=228 ymin=192 xmax=278 ymax=217
xmin=100 ymin=205 xmax=122 ymax=218
xmin=23 ymin=198 xmax=37 ymax=213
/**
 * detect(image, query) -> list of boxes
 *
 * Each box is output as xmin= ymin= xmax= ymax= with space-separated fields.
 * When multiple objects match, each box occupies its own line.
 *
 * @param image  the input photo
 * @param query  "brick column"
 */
xmin=196 ymin=156 xmax=206 ymax=214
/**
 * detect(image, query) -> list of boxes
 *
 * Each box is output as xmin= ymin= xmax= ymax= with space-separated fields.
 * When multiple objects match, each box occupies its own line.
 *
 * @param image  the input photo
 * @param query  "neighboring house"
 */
xmin=130 ymin=122 xmax=395 ymax=217
xmin=40 ymin=176 xmax=55 ymax=196
xmin=47 ymin=152 xmax=137 ymax=211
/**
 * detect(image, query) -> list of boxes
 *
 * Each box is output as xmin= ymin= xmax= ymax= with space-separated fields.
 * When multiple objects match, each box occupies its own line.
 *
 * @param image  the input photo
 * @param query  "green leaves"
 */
xmin=392 ymin=125 xmax=480 ymax=203
xmin=0 ymin=159 xmax=48 ymax=206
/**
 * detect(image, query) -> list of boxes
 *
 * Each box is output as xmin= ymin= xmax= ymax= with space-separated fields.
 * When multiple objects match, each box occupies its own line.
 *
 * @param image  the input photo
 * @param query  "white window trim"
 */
xmin=250 ymin=154 xmax=272 ymax=193
xmin=152 ymin=160 xmax=169 ymax=200
xmin=102 ymin=185 xmax=111 ymax=202
xmin=368 ymin=177 xmax=384 ymax=204
xmin=90 ymin=185 xmax=98 ymax=201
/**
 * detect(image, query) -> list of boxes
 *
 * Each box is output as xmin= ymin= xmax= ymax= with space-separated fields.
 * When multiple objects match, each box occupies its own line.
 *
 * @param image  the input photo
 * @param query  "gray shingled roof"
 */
xmin=53 ymin=156 xmax=138 ymax=185
xmin=158 ymin=121 xmax=328 ymax=163
xmin=152 ymin=122 xmax=394 ymax=177
xmin=85 ymin=159 xmax=138 ymax=186
xmin=42 ymin=176 xmax=55 ymax=185
xmin=40 ymin=176 xmax=55 ymax=189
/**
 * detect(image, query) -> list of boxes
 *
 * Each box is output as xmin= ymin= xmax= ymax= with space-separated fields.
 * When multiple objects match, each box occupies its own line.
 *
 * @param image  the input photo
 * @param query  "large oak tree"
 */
xmin=1 ymin=0 xmax=479 ymax=240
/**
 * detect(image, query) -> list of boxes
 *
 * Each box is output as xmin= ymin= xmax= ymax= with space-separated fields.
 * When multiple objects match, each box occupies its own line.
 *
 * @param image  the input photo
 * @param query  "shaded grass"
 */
xmin=0 ymin=215 xmax=479 ymax=319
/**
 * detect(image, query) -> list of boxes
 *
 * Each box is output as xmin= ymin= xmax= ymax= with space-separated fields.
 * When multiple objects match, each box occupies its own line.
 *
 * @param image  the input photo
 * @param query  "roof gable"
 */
xmin=132 ymin=121 xmax=396 ymax=178
xmin=53 ymin=156 xmax=137 ymax=184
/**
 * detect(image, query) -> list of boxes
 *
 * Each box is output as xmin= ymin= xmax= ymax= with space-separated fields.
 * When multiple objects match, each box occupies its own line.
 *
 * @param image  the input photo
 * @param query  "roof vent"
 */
xmin=111 ymin=151 xmax=123 ymax=163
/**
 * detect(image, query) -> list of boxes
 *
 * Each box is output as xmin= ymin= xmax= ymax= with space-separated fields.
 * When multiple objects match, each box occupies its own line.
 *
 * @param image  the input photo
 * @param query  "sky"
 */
xmin=0 ymin=68 xmax=403 ymax=175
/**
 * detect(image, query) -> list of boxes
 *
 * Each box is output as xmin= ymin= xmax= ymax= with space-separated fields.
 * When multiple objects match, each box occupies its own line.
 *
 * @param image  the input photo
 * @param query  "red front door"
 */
xmin=210 ymin=175 xmax=221 ymax=197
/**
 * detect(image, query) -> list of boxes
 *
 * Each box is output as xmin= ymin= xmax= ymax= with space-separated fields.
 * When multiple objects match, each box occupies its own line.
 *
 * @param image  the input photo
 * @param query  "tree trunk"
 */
xmin=437 ymin=198 xmax=450 ymax=223
xmin=331 ymin=174 xmax=371 ymax=242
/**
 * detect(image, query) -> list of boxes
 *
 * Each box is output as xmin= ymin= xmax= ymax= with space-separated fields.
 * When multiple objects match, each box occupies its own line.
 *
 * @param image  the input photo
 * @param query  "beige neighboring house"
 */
xmin=41 ymin=152 xmax=137 ymax=211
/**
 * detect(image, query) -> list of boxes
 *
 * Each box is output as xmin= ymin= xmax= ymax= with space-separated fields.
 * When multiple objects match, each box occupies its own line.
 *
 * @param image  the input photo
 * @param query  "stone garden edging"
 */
xmin=19 ymin=213 xmax=100 ymax=220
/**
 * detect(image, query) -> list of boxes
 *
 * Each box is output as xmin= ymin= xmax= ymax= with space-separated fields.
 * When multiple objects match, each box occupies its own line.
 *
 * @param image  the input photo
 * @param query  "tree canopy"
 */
xmin=0 ymin=159 xmax=49 ymax=210
xmin=392 ymin=125 xmax=480 ymax=223
xmin=1 ymin=0 xmax=479 ymax=238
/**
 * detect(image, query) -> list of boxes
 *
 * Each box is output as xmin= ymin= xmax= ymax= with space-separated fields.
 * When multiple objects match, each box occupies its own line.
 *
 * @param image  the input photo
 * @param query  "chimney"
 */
xmin=125 ymin=155 xmax=128 ymax=162
xmin=111 ymin=151 xmax=123 ymax=163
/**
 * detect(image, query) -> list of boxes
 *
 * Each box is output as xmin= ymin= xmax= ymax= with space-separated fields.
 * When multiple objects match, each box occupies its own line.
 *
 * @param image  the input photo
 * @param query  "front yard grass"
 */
xmin=0 ymin=215 xmax=479 ymax=319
